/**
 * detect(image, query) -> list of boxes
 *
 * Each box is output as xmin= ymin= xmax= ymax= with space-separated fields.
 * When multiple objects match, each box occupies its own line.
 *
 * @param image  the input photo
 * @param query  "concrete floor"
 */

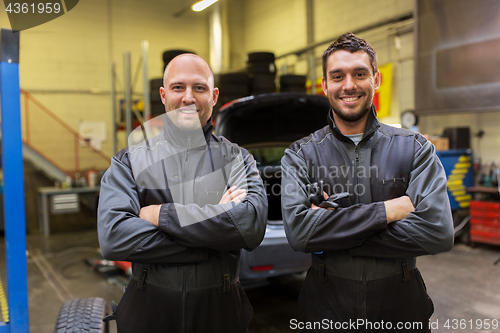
xmin=1 ymin=229 xmax=500 ymax=333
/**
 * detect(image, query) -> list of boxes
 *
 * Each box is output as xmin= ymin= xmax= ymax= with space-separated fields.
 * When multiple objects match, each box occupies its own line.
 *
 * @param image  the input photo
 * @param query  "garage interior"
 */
xmin=0 ymin=0 xmax=500 ymax=332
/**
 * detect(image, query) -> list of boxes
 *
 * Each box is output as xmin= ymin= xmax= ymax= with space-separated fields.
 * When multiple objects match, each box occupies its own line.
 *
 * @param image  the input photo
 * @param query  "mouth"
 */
xmin=178 ymin=105 xmax=198 ymax=114
xmin=340 ymin=96 xmax=361 ymax=103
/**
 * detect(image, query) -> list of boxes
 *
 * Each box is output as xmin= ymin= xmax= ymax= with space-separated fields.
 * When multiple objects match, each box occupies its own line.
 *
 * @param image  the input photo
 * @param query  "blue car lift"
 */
xmin=0 ymin=28 xmax=30 ymax=332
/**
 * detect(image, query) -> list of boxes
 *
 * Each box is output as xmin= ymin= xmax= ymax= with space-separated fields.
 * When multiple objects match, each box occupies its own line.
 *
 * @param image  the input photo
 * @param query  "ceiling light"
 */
xmin=192 ymin=0 xmax=218 ymax=12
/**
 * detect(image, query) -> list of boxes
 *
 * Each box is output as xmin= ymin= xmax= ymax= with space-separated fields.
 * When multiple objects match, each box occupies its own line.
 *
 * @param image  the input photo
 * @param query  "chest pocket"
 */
xmin=371 ymin=134 xmax=414 ymax=202
xmin=194 ymin=169 xmax=226 ymax=205
xmin=382 ymin=177 xmax=407 ymax=200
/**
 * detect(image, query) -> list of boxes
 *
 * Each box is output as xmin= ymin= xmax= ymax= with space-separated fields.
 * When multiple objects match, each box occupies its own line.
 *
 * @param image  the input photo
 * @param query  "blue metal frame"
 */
xmin=0 ymin=29 xmax=29 ymax=332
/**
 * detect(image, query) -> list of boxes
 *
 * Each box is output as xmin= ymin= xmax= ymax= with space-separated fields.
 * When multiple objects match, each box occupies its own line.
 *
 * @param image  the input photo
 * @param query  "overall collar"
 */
xmin=327 ymin=104 xmax=380 ymax=144
xmin=163 ymin=115 xmax=213 ymax=150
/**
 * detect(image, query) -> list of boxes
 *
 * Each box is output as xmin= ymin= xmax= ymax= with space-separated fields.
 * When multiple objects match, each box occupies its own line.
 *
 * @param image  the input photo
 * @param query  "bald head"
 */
xmin=159 ymin=53 xmax=219 ymax=131
xmin=163 ymin=54 xmax=215 ymax=89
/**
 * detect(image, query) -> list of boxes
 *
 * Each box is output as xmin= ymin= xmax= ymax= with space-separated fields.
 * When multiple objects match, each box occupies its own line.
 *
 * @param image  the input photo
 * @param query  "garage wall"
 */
xmin=242 ymin=0 xmax=307 ymax=55
xmin=237 ymin=0 xmax=500 ymax=165
xmin=0 ymin=0 xmax=209 ymax=171
xmin=239 ymin=0 xmax=414 ymax=123
xmin=419 ymin=112 xmax=500 ymax=166
xmin=1 ymin=0 xmax=499 ymax=171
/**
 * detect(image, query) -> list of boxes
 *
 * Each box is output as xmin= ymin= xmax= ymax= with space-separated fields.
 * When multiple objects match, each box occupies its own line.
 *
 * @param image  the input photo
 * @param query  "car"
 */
xmin=215 ymin=92 xmax=331 ymax=283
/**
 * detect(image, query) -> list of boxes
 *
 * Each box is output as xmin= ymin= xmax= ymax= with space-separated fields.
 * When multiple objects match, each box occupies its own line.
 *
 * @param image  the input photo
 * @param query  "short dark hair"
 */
xmin=322 ymin=32 xmax=378 ymax=79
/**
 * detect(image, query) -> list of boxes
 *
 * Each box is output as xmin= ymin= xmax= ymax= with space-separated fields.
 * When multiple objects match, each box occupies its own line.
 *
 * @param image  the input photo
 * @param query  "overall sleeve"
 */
xmin=349 ymin=139 xmax=454 ymax=258
xmin=98 ymin=155 xmax=210 ymax=264
xmin=156 ymin=148 xmax=268 ymax=252
xmin=281 ymin=148 xmax=388 ymax=253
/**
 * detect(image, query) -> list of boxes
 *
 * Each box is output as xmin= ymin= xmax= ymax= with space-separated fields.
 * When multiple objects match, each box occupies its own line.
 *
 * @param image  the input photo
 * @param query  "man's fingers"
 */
xmin=219 ymin=187 xmax=246 ymax=204
xmin=311 ymin=202 xmax=334 ymax=210
xmin=231 ymin=191 xmax=247 ymax=203
xmin=228 ymin=189 xmax=247 ymax=201
xmin=220 ymin=186 xmax=235 ymax=201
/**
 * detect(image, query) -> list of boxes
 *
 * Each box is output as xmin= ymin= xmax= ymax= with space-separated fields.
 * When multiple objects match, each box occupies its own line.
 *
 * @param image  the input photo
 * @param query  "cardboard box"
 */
xmin=429 ymin=137 xmax=449 ymax=151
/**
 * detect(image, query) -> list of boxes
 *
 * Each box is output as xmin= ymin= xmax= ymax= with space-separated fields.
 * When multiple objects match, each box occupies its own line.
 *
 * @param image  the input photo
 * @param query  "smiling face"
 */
xmin=321 ymin=50 xmax=380 ymax=134
xmin=160 ymin=54 xmax=219 ymax=131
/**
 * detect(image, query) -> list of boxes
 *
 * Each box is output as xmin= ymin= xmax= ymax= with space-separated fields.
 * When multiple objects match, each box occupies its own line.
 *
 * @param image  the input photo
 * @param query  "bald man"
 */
xmin=98 ymin=54 xmax=267 ymax=333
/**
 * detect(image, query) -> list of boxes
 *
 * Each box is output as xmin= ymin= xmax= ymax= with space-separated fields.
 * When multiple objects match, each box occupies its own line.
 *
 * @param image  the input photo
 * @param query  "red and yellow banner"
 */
xmin=373 ymin=63 xmax=393 ymax=118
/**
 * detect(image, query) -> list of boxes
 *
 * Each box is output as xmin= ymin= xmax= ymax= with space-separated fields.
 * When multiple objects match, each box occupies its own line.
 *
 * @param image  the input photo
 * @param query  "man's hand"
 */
xmin=140 ymin=204 xmax=162 ymax=226
xmin=139 ymin=187 xmax=246 ymax=228
xmin=384 ymin=196 xmax=415 ymax=224
xmin=311 ymin=191 xmax=330 ymax=210
xmin=219 ymin=186 xmax=247 ymax=204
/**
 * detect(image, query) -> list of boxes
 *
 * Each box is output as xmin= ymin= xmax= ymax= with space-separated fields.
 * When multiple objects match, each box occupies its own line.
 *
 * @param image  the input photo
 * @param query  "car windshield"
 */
xmin=245 ymin=143 xmax=289 ymax=166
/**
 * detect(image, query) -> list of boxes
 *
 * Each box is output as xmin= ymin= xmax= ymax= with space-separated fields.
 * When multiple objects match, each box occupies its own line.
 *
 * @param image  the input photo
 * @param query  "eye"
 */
xmin=194 ymin=85 xmax=207 ymax=92
xmin=331 ymin=75 xmax=343 ymax=81
xmin=355 ymin=72 xmax=367 ymax=78
xmin=172 ymin=85 xmax=183 ymax=91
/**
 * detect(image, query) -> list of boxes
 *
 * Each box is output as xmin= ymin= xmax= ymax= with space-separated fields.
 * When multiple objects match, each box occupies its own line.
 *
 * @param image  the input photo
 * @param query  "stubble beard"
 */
xmin=331 ymin=104 xmax=371 ymax=123
xmin=328 ymin=89 xmax=374 ymax=123
xmin=166 ymin=110 xmax=203 ymax=131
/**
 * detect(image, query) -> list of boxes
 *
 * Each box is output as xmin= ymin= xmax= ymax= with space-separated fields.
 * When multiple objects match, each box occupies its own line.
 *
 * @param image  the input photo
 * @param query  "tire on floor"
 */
xmin=54 ymin=297 xmax=109 ymax=333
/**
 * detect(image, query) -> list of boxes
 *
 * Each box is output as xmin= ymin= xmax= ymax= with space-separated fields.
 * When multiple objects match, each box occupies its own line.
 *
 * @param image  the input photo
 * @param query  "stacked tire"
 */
xmin=150 ymin=77 xmax=165 ymax=117
xmin=149 ymin=50 xmax=197 ymax=118
xmin=246 ymin=52 xmax=276 ymax=95
xmin=214 ymin=72 xmax=249 ymax=119
xmin=279 ymin=74 xmax=307 ymax=93
xmin=162 ymin=49 xmax=196 ymax=73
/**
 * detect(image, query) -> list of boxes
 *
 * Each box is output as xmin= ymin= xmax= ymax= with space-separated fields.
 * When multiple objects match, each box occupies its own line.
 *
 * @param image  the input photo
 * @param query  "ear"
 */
xmin=212 ymin=87 xmax=219 ymax=106
xmin=321 ymin=77 xmax=328 ymax=95
xmin=160 ymin=87 xmax=166 ymax=105
xmin=373 ymin=70 xmax=381 ymax=91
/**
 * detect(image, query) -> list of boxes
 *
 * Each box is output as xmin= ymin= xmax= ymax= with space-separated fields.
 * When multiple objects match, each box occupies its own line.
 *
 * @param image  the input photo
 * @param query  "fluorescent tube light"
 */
xmin=192 ymin=0 xmax=218 ymax=12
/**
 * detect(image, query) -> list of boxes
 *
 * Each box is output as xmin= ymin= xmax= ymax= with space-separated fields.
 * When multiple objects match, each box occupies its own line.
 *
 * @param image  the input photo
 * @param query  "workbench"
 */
xmin=37 ymin=186 xmax=100 ymax=236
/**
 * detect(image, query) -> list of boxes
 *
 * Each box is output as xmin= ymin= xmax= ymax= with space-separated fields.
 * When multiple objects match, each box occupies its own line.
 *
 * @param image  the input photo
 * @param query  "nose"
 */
xmin=343 ymin=74 xmax=357 ymax=92
xmin=182 ymin=87 xmax=196 ymax=105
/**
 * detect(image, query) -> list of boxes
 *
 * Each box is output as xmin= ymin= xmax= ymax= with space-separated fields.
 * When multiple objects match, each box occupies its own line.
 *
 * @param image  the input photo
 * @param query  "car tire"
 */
xmin=150 ymin=78 xmax=163 ymax=90
xmin=218 ymin=72 xmax=249 ymax=85
xmin=280 ymin=86 xmax=307 ymax=93
xmin=218 ymin=83 xmax=249 ymax=95
xmin=151 ymin=102 xmax=165 ymax=117
xmin=280 ymin=75 xmax=307 ymax=86
xmin=247 ymin=52 xmax=275 ymax=63
xmin=249 ymin=74 xmax=276 ymax=94
xmin=150 ymin=90 xmax=162 ymax=103
xmin=247 ymin=62 xmax=276 ymax=74
xmin=162 ymin=49 xmax=196 ymax=64
xmin=54 ymin=297 xmax=109 ymax=333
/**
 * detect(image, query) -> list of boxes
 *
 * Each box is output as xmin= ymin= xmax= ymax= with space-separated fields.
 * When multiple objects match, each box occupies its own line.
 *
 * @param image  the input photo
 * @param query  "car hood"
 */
xmin=214 ymin=92 xmax=331 ymax=146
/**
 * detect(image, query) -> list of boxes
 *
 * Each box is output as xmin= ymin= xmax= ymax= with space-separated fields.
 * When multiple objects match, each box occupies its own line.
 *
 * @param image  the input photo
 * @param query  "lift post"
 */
xmin=0 ymin=28 xmax=29 ymax=332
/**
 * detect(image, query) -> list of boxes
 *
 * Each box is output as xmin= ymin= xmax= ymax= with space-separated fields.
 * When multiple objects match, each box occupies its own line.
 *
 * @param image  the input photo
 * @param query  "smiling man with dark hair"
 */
xmin=282 ymin=32 xmax=453 ymax=332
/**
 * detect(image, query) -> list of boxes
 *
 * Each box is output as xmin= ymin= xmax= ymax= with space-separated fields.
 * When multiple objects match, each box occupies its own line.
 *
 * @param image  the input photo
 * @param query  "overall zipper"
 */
xmin=181 ymin=265 xmax=186 ymax=333
xmin=181 ymin=135 xmax=191 ymax=203
xmin=181 ymin=136 xmax=190 ymax=333
xmin=354 ymin=144 xmax=360 ymax=203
